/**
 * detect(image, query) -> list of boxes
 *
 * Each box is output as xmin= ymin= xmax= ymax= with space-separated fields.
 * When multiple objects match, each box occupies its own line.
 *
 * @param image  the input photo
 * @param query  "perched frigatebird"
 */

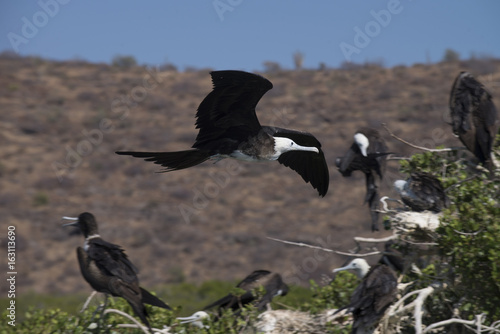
xmin=333 ymin=258 xmax=397 ymax=334
xmin=63 ymin=212 xmax=171 ymax=331
xmin=204 ymin=270 xmax=289 ymax=316
xmin=394 ymin=172 xmax=450 ymax=213
xmin=336 ymin=127 xmax=389 ymax=231
xmin=116 ymin=70 xmax=329 ymax=196
xmin=449 ymin=71 xmax=499 ymax=173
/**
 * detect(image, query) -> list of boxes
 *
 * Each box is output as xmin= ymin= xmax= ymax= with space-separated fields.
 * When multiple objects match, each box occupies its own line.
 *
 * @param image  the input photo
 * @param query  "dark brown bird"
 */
xmin=204 ymin=270 xmax=289 ymax=316
xmin=449 ymin=71 xmax=499 ymax=173
xmin=63 ymin=212 xmax=171 ymax=331
xmin=379 ymin=240 xmax=405 ymax=274
xmin=394 ymin=172 xmax=450 ymax=213
xmin=336 ymin=127 xmax=390 ymax=231
xmin=116 ymin=70 xmax=329 ymax=197
xmin=333 ymin=258 xmax=397 ymax=334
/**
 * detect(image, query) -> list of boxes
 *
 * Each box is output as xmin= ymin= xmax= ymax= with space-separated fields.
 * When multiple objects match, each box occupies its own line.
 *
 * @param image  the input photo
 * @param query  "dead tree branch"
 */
xmin=267 ymin=237 xmax=381 ymax=257
xmin=382 ymin=123 xmax=465 ymax=153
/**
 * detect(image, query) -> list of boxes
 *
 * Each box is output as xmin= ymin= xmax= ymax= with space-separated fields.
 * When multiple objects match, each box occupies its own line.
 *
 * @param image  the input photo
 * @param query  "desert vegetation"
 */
xmin=0 ymin=52 xmax=499 ymax=332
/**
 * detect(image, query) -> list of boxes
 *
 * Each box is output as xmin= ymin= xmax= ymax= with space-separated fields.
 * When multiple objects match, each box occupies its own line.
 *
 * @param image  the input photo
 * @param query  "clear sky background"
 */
xmin=1 ymin=1 xmax=499 ymax=72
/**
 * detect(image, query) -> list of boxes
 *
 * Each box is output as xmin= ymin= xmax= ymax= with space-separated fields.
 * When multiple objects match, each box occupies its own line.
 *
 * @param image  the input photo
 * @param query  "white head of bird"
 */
xmin=333 ymin=258 xmax=371 ymax=279
xmin=272 ymin=137 xmax=319 ymax=158
xmin=393 ymin=180 xmax=408 ymax=194
xmin=177 ymin=311 xmax=210 ymax=329
xmin=354 ymin=133 xmax=369 ymax=157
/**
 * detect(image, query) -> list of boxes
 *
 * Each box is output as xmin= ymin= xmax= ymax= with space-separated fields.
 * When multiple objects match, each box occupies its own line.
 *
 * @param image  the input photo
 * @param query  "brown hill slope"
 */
xmin=1 ymin=55 xmax=499 ymax=295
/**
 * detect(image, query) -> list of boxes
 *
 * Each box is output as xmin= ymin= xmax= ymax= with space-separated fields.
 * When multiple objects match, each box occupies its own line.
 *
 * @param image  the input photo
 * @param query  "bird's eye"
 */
xmin=290 ymin=142 xmax=294 ymax=146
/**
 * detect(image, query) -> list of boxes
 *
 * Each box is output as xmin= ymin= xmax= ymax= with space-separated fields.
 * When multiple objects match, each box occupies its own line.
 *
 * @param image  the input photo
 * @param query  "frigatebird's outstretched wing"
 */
xmin=272 ymin=127 xmax=329 ymax=197
xmin=194 ymin=71 xmax=273 ymax=149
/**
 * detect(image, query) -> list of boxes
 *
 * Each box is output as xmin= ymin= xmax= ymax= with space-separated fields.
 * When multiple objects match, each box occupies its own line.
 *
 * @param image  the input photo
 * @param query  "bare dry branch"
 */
xmin=444 ymin=174 xmax=480 ymax=192
xmin=117 ymin=323 xmax=172 ymax=334
xmin=80 ymin=291 xmax=97 ymax=312
xmin=423 ymin=313 xmax=500 ymax=333
xmin=103 ymin=309 xmax=152 ymax=334
xmin=453 ymin=228 xmax=483 ymax=236
xmin=382 ymin=123 xmax=465 ymax=153
xmin=267 ymin=237 xmax=381 ymax=257
xmin=353 ymin=235 xmax=398 ymax=244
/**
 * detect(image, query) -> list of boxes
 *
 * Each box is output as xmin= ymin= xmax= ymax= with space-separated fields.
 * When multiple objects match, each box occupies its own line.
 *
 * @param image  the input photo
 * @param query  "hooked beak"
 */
xmin=295 ymin=144 xmax=319 ymax=154
xmin=62 ymin=216 xmax=78 ymax=227
xmin=332 ymin=263 xmax=354 ymax=273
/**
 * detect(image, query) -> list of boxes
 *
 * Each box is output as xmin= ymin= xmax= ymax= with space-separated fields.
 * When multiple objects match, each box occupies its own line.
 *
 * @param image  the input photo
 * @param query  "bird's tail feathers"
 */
xmin=140 ymin=288 xmax=171 ymax=310
xmin=113 ymin=281 xmax=152 ymax=331
xmin=115 ymin=149 xmax=211 ymax=171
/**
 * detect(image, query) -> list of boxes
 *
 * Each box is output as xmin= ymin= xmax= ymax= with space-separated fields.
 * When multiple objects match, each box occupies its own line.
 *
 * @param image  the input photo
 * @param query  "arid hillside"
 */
xmin=1 ymin=54 xmax=499 ymax=296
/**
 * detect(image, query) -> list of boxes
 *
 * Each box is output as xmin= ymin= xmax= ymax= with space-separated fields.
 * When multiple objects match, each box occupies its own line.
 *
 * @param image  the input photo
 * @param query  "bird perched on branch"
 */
xmin=336 ymin=127 xmax=390 ymax=231
xmin=116 ymin=70 xmax=329 ymax=197
xmin=394 ymin=172 xmax=450 ymax=213
xmin=203 ymin=270 xmax=289 ymax=317
xmin=63 ymin=212 xmax=171 ymax=331
xmin=449 ymin=71 xmax=499 ymax=173
xmin=333 ymin=258 xmax=397 ymax=334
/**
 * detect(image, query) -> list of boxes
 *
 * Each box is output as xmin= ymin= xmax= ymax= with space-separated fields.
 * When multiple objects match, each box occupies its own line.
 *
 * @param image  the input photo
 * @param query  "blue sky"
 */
xmin=1 ymin=1 xmax=499 ymax=72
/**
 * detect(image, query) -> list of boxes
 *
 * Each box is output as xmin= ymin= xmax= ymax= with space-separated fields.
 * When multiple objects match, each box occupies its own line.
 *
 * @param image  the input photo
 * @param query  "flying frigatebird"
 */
xmin=394 ymin=172 xmax=450 ymax=213
xmin=116 ymin=70 xmax=329 ymax=196
xmin=63 ymin=212 xmax=171 ymax=331
xmin=333 ymin=258 xmax=397 ymax=334
xmin=336 ymin=127 xmax=389 ymax=231
xmin=449 ymin=71 xmax=499 ymax=173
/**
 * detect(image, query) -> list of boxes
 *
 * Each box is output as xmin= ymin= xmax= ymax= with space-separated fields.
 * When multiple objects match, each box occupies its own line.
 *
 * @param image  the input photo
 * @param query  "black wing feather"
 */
xmin=194 ymin=71 xmax=272 ymax=148
xmin=87 ymin=240 xmax=139 ymax=284
xmin=271 ymin=128 xmax=329 ymax=197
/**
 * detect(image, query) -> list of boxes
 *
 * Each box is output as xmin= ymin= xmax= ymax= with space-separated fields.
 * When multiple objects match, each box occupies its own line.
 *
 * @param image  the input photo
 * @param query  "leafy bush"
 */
xmin=5 ymin=138 xmax=500 ymax=333
xmin=111 ymin=55 xmax=137 ymax=69
xmin=398 ymin=145 xmax=500 ymax=325
xmin=442 ymin=48 xmax=460 ymax=62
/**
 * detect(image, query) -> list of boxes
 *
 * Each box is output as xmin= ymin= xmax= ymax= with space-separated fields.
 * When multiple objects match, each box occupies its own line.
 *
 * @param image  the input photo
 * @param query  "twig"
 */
xmin=422 ymin=318 xmax=477 ymax=333
xmin=389 ymin=287 xmax=433 ymax=316
xmin=382 ymin=123 xmax=465 ymax=153
xmin=453 ymin=228 xmax=483 ymax=236
xmin=267 ymin=237 xmax=381 ymax=257
xmin=103 ymin=308 xmax=150 ymax=334
xmin=386 ymin=156 xmax=412 ymax=161
xmin=444 ymin=174 xmax=480 ymax=192
xmin=117 ymin=324 xmax=172 ymax=334
xmin=81 ymin=291 xmax=97 ymax=312
xmin=387 ymin=286 xmax=435 ymax=334
xmin=400 ymin=239 xmax=438 ymax=246
xmin=424 ymin=313 xmax=500 ymax=333
xmin=353 ymin=235 xmax=398 ymax=244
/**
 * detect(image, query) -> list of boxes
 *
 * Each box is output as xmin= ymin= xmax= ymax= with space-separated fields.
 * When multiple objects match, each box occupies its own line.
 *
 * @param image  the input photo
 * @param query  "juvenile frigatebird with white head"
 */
xmin=63 ymin=212 xmax=171 ymax=331
xmin=336 ymin=127 xmax=389 ymax=230
xmin=394 ymin=172 xmax=450 ymax=213
xmin=449 ymin=71 xmax=499 ymax=173
xmin=116 ymin=70 xmax=329 ymax=196
xmin=177 ymin=311 xmax=210 ymax=329
xmin=332 ymin=258 xmax=397 ymax=334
